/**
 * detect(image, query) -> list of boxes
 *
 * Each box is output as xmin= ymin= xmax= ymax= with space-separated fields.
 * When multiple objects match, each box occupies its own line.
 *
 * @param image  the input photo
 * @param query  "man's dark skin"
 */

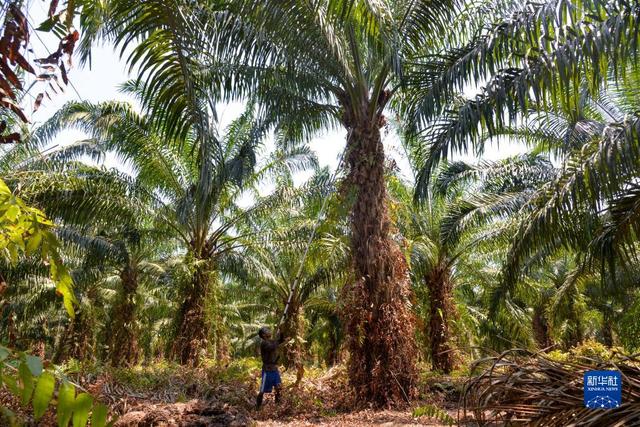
xmin=256 ymin=328 xmax=285 ymax=409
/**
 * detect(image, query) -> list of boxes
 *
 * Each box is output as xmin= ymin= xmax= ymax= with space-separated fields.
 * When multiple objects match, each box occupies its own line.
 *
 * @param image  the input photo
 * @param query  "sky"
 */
xmin=23 ymin=2 xmax=527 ymax=186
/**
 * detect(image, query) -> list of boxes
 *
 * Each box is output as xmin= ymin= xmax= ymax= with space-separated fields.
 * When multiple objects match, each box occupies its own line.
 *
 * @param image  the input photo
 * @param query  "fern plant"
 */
xmin=412 ymin=404 xmax=455 ymax=426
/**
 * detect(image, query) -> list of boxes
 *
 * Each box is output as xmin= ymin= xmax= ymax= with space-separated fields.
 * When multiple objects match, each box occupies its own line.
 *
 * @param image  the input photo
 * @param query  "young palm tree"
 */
xmin=75 ymin=228 xmax=168 ymax=366
xmin=231 ymin=168 xmax=349 ymax=381
xmin=306 ymin=286 xmax=344 ymax=367
xmin=402 ymin=193 xmax=462 ymax=373
xmin=103 ymin=233 xmax=160 ymax=366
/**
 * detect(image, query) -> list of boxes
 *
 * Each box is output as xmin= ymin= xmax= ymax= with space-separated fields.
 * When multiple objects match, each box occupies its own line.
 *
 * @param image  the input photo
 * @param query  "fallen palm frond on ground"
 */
xmin=461 ymin=349 xmax=640 ymax=426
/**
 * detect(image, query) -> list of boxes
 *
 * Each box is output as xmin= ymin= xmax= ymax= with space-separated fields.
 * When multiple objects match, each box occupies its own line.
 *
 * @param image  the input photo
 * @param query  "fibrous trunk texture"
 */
xmin=602 ymin=315 xmax=614 ymax=347
xmin=532 ymin=305 xmax=552 ymax=349
xmin=54 ymin=309 xmax=94 ymax=363
xmin=209 ymin=281 xmax=229 ymax=362
xmin=109 ymin=265 xmax=140 ymax=366
xmin=563 ymin=314 xmax=584 ymax=349
xmin=342 ymin=119 xmax=417 ymax=407
xmin=426 ymin=265 xmax=457 ymax=374
xmin=324 ymin=315 xmax=341 ymax=367
xmin=280 ymin=300 xmax=306 ymax=385
xmin=172 ymin=262 xmax=209 ymax=366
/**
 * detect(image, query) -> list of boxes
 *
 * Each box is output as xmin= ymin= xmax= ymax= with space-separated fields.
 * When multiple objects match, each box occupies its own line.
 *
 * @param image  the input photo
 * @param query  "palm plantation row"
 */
xmin=2 ymin=0 xmax=640 ymax=413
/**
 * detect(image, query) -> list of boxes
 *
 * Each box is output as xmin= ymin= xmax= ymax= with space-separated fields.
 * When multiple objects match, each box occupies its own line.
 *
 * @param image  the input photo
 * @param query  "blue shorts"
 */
xmin=259 ymin=369 xmax=282 ymax=393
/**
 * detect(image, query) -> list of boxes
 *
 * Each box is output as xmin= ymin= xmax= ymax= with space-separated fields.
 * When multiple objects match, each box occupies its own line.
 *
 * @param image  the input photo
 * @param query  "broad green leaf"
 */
xmin=0 ymin=346 xmax=9 ymax=361
xmin=33 ymin=371 xmax=55 ymax=420
xmin=3 ymin=373 xmax=19 ymax=395
xmin=49 ymin=256 xmax=58 ymax=277
xmin=57 ymin=381 xmax=75 ymax=427
xmin=43 ymin=230 xmax=60 ymax=252
xmin=0 ymin=179 xmax=10 ymax=196
xmin=25 ymin=231 xmax=42 ymax=256
xmin=56 ymin=271 xmax=76 ymax=318
xmin=4 ymin=204 xmax=20 ymax=221
xmin=18 ymin=362 xmax=34 ymax=405
xmin=25 ymin=355 xmax=43 ymax=376
xmin=72 ymin=393 xmax=93 ymax=427
xmin=91 ymin=403 xmax=108 ymax=427
xmin=62 ymin=297 xmax=75 ymax=319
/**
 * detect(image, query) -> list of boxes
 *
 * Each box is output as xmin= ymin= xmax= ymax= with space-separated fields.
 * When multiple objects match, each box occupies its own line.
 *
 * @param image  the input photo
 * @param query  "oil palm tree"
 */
xmin=220 ymin=170 xmax=350 ymax=368
xmin=230 ymin=168 xmax=349 ymax=381
xmin=425 ymin=71 xmax=640 ymax=355
xmin=79 ymin=0 xmax=525 ymax=404
xmin=397 ymin=134 xmax=557 ymax=371
xmin=69 ymin=227 xmax=168 ymax=366
xmin=442 ymin=76 xmax=640 ymax=321
xmin=402 ymin=1 xmax=640 ymax=308
xmin=410 ymin=0 xmax=640 ymax=184
xmin=40 ymin=98 xmax=316 ymax=365
xmin=0 ymin=136 xmax=170 ymax=364
xmin=402 ymin=191 xmax=463 ymax=373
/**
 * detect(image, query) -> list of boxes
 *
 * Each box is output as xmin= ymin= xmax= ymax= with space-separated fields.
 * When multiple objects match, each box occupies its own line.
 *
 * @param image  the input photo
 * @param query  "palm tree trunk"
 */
xmin=342 ymin=118 xmax=417 ymax=406
xmin=326 ymin=338 xmax=339 ymax=367
xmin=532 ymin=305 xmax=552 ymax=349
xmin=280 ymin=300 xmax=305 ymax=385
xmin=109 ymin=265 xmax=140 ymax=366
xmin=324 ymin=314 xmax=342 ymax=367
xmin=426 ymin=265 xmax=457 ymax=373
xmin=602 ymin=314 xmax=614 ymax=347
xmin=172 ymin=261 xmax=209 ymax=366
xmin=565 ymin=307 xmax=585 ymax=349
xmin=54 ymin=309 xmax=93 ymax=363
xmin=210 ymin=282 xmax=229 ymax=362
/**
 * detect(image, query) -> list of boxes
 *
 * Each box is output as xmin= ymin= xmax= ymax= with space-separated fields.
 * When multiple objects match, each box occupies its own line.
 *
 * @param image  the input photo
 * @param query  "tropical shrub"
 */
xmin=0 ymin=346 xmax=113 ymax=426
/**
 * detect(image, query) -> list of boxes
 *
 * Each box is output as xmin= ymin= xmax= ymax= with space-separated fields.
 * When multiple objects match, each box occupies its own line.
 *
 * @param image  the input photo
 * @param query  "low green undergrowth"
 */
xmin=0 ymin=347 xmax=114 ymax=427
xmin=546 ymin=340 xmax=629 ymax=363
xmin=412 ymin=404 xmax=455 ymax=426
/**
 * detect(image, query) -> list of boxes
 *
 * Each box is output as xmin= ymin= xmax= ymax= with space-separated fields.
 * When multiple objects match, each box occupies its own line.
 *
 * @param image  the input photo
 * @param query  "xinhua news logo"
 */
xmin=584 ymin=370 xmax=622 ymax=409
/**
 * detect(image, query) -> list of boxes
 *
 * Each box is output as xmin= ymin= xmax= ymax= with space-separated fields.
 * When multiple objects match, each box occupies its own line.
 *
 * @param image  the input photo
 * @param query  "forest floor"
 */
xmin=254 ymin=408 xmax=459 ymax=426
xmin=106 ymin=360 xmax=468 ymax=426
xmin=2 ymin=358 xmax=470 ymax=426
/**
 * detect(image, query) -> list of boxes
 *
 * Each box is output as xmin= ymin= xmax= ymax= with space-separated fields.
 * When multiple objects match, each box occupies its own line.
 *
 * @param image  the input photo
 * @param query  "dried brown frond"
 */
xmin=462 ymin=349 xmax=640 ymax=426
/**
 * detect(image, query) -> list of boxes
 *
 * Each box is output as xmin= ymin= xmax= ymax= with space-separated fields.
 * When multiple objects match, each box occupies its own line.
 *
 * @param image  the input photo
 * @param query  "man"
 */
xmin=256 ymin=326 xmax=284 ymax=409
